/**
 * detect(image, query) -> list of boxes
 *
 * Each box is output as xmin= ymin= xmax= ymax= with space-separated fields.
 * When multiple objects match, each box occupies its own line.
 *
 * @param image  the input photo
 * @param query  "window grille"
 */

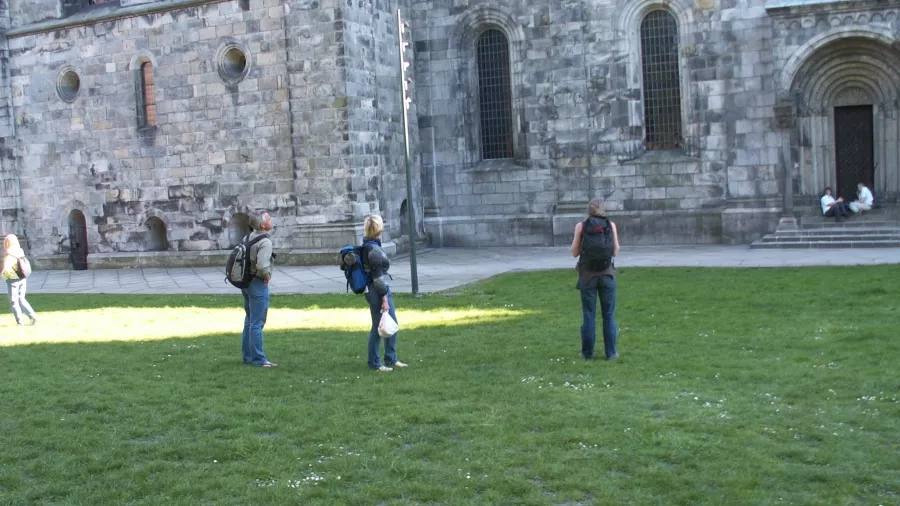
xmin=476 ymin=29 xmax=513 ymax=160
xmin=640 ymin=10 xmax=683 ymax=150
xmin=62 ymin=0 xmax=115 ymax=16
xmin=136 ymin=62 xmax=157 ymax=128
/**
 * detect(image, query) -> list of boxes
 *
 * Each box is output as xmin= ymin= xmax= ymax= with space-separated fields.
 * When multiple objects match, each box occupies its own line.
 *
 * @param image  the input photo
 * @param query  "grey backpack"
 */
xmin=224 ymin=234 xmax=269 ymax=289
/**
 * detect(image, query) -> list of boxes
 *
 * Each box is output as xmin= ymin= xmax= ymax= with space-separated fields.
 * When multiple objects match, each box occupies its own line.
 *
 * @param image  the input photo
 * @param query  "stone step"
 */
xmin=759 ymin=235 xmax=900 ymax=244
xmin=771 ymin=226 xmax=900 ymax=236
xmin=799 ymin=220 xmax=898 ymax=230
xmin=751 ymin=239 xmax=900 ymax=249
xmin=762 ymin=231 xmax=900 ymax=242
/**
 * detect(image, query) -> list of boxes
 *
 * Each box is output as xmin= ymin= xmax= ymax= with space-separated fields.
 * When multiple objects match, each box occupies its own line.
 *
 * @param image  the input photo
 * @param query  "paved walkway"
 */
xmin=25 ymin=246 xmax=900 ymax=295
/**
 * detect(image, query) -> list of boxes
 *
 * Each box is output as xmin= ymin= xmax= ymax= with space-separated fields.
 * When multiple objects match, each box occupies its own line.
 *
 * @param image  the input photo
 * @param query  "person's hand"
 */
xmin=263 ymin=275 xmax=270 ymax=285
xmin=381 ymin=300 xmax=390 ymax=313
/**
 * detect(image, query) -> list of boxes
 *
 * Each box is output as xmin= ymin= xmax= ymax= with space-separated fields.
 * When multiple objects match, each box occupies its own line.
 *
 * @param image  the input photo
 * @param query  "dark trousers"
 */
xmin=579 ymin=275 xmax=618 ymax=359
xmin=824 ymin=203 xmax=850 ymax=221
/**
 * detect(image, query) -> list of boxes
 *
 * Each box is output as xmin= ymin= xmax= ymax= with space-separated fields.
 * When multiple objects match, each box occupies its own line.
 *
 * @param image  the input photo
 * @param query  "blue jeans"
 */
xmin=365 ymin=288 xmax=398 ymax=369
xmin=6 ymin=279 xmax=36 ymax=325
xmin=241 ymin=278 xmax=270 ymax=366
xmin=579 ymin=275 xmax=617 ymax=359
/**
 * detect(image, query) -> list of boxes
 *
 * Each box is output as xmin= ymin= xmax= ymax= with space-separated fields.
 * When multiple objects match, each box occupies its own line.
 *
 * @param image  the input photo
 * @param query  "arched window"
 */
xmin=640 ymin=10 xmax=682 ymax=150
xmin=63 ymin=0 xmax=110 ymax=17
xmin=137 ymin=61 xmax=157 ymax=128
xmin=476 ymin=29 xmax=513 ymax=160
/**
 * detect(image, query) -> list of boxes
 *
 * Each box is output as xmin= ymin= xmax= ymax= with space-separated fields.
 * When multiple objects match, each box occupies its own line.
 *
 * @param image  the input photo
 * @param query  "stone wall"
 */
xmin=344 ymin=0 xmax=421 ymax=243
xmin=7 ymin=0 xmax=58 ymax=27
xmin=6 ymin=0 xmax=898 ymax=265
xmin=0 ymin=0 xmax=420 ymax=267
xmin=412 ymin=0 xmax=784 ymax=246
xmin=0 ymin=0 xmax=23 ymax=242
xmin=282 ymin=0 xmax=356 ymax=250
xmin=280 ymin=0 xmax=419 ymax=250
xmin=5 ymin=0 xmax=296 ymax=256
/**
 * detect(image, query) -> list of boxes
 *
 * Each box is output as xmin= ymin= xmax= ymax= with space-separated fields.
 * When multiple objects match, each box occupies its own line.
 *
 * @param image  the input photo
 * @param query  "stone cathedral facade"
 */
xmin=0 ymin=0 xmax=898 ymax=268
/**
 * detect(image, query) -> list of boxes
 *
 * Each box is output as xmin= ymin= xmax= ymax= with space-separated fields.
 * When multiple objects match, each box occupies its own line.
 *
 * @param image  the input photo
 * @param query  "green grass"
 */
xmin=1 ymin=266 xmax=899 ymax=505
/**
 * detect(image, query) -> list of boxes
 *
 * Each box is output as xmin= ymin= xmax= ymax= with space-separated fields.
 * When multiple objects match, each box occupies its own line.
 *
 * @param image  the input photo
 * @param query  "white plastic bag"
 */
xmin=378 ymin=311 xmax=399 ymax=338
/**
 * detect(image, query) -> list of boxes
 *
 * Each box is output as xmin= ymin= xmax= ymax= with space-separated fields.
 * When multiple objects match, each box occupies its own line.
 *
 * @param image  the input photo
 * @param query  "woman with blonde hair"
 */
xmin=361 ymin=214 xmax=407 ymax=372
xmin=2 ymin=234 xmax=37 ymax=325
xmin=570 ymin=199 xmax=619 ymax=360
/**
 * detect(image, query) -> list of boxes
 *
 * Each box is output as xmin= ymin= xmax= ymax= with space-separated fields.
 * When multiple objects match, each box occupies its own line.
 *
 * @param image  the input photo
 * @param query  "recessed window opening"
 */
xmin=476 ymin=29 xmax=514 ymax=160
xmin=640 ymin=10 xmax=683 ymax=150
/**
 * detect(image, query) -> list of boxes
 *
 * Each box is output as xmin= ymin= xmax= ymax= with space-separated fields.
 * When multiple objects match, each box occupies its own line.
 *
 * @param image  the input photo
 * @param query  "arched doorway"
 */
xmin=68 ymin=210 xmax=88 ymax=270
xmin=145 ymin=217 xmax=168 ymax=251
xmin=789 ymin=36 xmax=900 ymax=201
xmin=228 ymin=213 xmax=251 ymax=248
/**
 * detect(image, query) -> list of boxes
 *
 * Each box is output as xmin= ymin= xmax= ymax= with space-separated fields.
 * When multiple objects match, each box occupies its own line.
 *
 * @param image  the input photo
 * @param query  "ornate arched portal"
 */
xmin=789 ymin=36 xmax=900 ymax=201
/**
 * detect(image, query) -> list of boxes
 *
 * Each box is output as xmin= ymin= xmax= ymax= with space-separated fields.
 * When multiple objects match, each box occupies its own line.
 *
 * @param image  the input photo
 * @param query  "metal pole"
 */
xmin=398 ymin=9 xmax=419 ymax=295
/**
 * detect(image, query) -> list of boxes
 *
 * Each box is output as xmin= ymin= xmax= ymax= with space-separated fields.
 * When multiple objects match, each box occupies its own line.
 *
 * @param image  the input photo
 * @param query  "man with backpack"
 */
xmin=239 ymin=212 xmax=277 ymax=368
xmin=571 ymin=199 xmax=620 ymax=361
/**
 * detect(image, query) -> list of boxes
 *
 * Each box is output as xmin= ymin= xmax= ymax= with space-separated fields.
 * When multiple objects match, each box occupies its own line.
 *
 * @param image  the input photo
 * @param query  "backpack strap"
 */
xmin=245 ymin=234 xmax=270 ymax=258
xmin=245 ymin=234 xmax=271 ymax=272
xmin=360 ymin=240 xmax=378 ymax=268
xmin=246 ymin=233 xmax=270 ymax=248
xmin=360 ymin=240 xmax=381 ymax=283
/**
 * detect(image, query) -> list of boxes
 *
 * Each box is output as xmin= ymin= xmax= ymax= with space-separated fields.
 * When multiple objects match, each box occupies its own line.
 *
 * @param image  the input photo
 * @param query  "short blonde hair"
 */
xmin=3 ymin=234 xmax=19 ymax=251
xmin=587 ymin=198 xmax=606 ymax=217
xmin=364 ymin=214 xmax=384 ymax=239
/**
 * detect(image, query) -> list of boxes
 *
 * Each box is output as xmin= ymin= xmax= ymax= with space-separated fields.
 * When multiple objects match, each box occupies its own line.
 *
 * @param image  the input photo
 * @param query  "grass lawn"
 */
xmin=1 ymin=266 xmax=899 ymax=505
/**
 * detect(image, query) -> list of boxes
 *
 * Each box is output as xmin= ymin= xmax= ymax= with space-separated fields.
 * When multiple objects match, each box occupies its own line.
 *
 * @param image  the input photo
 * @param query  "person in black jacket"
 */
xmin=571 ymin=199 xmax=621 ymax=360
xmin=363 ymin=215 xmax=408 ymax=372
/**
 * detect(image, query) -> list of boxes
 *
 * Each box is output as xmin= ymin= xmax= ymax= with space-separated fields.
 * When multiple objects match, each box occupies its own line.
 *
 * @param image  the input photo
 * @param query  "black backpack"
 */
xmin=580 ymin=216 xmax=615 ymax=271
xmin=224 ymin=234 xmax=270 ymax=289
xmin=12 ymin=254 xmax=31 ymax=279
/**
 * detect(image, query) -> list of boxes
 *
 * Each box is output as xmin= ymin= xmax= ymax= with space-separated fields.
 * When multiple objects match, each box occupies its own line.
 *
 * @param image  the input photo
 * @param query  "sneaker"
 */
xmin=376 ymin=365 xmax=393 ymax=372
xmin=391 ymin=361 xmax=408 ymax=368
xmin=606 ymin=354 xmax=619 ymax=361
xmin=29 ymin=318 xmax=37 ymax=326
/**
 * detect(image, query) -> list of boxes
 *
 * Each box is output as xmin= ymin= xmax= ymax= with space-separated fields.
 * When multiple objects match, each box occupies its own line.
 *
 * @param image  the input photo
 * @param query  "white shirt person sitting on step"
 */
xmin=849 ymin=183 xmax=874 ymax=214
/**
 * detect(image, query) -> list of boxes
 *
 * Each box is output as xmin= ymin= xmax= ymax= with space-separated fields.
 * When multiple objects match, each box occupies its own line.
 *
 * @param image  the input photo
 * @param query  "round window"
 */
xmin=217 ymin=45 xmax=249 ymax=83
xmin=57 ymin=68 xmax=81 ymax=102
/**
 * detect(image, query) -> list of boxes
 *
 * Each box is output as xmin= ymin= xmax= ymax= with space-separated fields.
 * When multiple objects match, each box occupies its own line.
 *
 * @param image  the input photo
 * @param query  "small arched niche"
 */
xmin=399 ymin=200 xmax=409 ymax=237
xmin=68 ymin=209 xmax=88 ymax=270
xmin=145 ymin=217 xmax=168 ymax=251
xmin=228 ymin=213 xmax=251 ymax=248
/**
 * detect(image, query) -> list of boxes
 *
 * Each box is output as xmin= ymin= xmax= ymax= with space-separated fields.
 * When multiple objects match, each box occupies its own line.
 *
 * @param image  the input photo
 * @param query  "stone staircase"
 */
xmin=751 ymin=208 xmax=900 ymax=249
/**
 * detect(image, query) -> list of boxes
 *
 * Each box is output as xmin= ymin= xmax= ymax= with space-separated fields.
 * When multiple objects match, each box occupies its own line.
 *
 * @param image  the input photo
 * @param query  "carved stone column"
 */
xmin=774 ymin=101 xmax=798 ymax=230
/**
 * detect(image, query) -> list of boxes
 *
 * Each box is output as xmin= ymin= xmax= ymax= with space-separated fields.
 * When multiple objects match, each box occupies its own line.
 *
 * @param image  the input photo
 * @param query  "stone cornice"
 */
xmin=766 ymin=0 xmax=900 ymax=17
xmin=4 ymin=0 xmax=228 ymax=39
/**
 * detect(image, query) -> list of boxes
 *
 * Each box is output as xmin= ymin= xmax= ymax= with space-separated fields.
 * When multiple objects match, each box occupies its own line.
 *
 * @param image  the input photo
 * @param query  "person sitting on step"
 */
xmin=820 ymin=187 xmax=850 ymax=222
xmin=849 ymin=182 xmax=874 ymax=214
